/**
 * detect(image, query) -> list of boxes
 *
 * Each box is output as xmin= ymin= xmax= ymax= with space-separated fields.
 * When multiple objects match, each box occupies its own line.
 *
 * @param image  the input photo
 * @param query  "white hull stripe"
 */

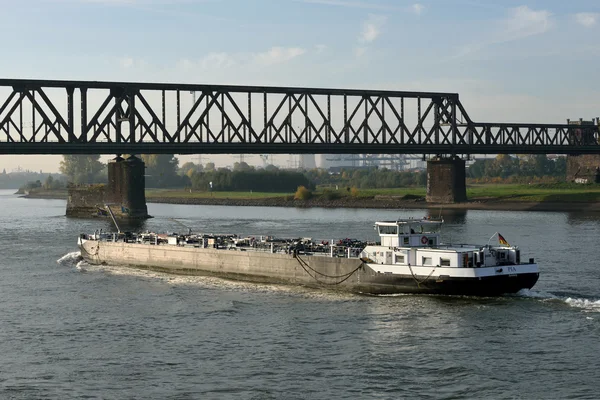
xmin=366 ymin=263 xmax=539 ymax=278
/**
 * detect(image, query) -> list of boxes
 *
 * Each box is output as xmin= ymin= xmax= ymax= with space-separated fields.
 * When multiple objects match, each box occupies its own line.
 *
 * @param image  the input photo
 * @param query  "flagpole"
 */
xmin=487 ymin=232 xmax=497 ymax=246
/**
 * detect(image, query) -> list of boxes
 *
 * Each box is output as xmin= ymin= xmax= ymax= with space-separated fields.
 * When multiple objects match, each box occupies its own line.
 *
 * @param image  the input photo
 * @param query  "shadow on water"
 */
xmin=118 ymin=219 xmax=150 ymax=232
xmin=566 ymin=211 xmax=600 ymax=224
xmin=427 ymin=208 xmax=467 ymax=225
xmin=66 ymin=215 xmax=149 ymax=232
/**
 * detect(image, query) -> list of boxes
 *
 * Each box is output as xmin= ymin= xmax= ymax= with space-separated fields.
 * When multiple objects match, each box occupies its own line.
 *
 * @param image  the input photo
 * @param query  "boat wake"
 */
xmin=56 ymin=251 xmax=85 ymax=270
xmin=517 ymin=289 xmax=600 ymax=313
xmin=55 ymin=253 xmax=355 ymax=300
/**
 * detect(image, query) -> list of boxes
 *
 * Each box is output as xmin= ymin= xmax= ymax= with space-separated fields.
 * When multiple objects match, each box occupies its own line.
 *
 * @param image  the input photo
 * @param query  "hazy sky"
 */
xmin=1 ymin=0 xmax=599 ymax=172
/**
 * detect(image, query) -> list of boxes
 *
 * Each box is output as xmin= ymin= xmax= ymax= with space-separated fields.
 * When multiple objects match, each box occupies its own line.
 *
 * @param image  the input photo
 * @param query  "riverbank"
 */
xmin=144 ymin=196 xmax=600 ymax=212
xmin=19 ymin=188 xmax=600 ymax=212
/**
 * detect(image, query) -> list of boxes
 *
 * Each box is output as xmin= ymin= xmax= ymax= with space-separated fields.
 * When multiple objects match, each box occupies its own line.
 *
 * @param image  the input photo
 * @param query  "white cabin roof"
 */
xmin=375 ymin=218 xmax=443 ymax=226
xmin=375 ymin=218 xmax=443 ymax=234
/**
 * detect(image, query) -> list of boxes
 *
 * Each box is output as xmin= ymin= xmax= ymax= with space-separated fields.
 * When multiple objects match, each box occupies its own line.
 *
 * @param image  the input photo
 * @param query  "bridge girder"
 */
xmin=0 ymin=78 xmax=598 ymax=155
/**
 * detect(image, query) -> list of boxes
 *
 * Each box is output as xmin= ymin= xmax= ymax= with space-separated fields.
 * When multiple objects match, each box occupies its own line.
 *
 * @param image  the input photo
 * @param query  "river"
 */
xmin=0 ymin=189 xmax=598 ymax=399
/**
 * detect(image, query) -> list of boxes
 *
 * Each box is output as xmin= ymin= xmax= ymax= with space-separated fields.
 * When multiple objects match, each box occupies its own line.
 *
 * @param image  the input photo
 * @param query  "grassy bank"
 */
xmin=147 ymin=183 xmax=600 ymax=203
xmin=145 ymin=189 xmax=291 ymax=200
xmin=21 ymin=183 xmax=600 ymax=205
xmin=467 ymin=183 xmax=600 ymax=202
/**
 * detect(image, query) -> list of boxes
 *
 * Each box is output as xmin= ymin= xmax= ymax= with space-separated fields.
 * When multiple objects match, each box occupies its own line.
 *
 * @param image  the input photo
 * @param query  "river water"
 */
xmin=0 ymin=189 xmax=599 ymax=399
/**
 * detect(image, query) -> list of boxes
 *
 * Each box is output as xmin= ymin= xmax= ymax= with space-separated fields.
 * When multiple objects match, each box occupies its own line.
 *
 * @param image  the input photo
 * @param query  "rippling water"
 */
xmin=1 ymin=189 xmax=599 ymax=399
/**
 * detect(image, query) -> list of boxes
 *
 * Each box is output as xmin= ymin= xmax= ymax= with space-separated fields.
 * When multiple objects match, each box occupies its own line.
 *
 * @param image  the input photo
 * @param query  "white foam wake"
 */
xmin=517 ymin=289 xmax=600 ymax=313
xmin=564 ymin=297 xmax=600 ymax=313
xmin=57 ymin=251 xmax=83 ymax=266
xmin=71 ymin=262 xmax=354 ymax=300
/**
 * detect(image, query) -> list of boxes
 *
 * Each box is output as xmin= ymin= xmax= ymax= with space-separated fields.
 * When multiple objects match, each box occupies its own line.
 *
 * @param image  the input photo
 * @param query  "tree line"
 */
xmin=57 ymin=156 xmax=310 ymax=192
xmin=2 ymin=170 xmax=65 ymax=190
xmin=304 ymin=167 xmax=427 ymax=189
xmin=467 ymin=155 xmax=567 ymax=182
xmin=49 ymin=153 xmax=574 ymax=193
xmin=58 ymin=154 xmax=187 ymax=188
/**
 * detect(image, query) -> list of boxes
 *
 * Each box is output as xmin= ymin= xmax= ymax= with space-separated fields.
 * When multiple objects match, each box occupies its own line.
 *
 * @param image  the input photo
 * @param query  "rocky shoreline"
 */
xmin=19 ymin=190 xmax=600 ymax=213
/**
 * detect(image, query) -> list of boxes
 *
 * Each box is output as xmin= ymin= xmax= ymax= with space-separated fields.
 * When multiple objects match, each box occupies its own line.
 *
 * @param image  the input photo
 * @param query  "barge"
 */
xmin=77 ymin=218 xmax=539 ymax=296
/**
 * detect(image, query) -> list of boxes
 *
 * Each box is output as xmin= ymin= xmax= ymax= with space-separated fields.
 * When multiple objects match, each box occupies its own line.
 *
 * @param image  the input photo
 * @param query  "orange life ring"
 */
xmin=421 ymin=236 xmax=428 ymax=245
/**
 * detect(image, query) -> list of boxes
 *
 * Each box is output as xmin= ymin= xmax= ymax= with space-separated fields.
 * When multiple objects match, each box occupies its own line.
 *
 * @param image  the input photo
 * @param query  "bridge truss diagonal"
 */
xmin=0 ymin=79 xmax=598 ymax=155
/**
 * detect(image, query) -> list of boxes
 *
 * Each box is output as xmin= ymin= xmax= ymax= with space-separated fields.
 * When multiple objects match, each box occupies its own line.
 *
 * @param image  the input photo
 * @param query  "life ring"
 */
xmin=421 ymin=236 xmax=428 ymax=245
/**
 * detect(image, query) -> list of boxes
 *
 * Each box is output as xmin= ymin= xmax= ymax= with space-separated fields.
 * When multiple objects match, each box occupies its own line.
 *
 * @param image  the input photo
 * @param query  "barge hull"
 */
xmin=79 ymin=240 xmax=538 ymax=296
xmin=358 ymin=273 xmax=539 ymax=296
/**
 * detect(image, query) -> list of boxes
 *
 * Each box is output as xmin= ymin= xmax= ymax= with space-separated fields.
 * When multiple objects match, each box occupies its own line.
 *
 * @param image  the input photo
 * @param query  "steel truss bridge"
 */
xmin=0 ymin=78 xmax=598 ymax=155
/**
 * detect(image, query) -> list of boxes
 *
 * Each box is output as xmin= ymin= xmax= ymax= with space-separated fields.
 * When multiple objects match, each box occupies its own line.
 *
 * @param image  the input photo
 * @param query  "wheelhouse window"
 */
xmin=403 ymin=236 xmax=409 ymax=245
xmin=440 ymin=258 xmax=451 ymax=266
xmin=422 ymin=257 xmax=432 ymax=266
xmin=379 ymin=225 xmax=398 ymax=235
xmin=395 ymin=255 xmax=405 ymax=264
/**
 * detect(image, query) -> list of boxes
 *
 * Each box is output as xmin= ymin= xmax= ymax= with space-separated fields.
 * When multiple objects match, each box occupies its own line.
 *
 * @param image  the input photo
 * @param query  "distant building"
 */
xmin=299 ymin=154 xmax=316 ymax=169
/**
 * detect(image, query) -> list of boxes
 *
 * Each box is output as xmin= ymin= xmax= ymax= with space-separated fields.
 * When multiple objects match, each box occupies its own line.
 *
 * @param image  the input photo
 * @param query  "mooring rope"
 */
xmin=407 ymin=264 xmax=436 ymax=287
xmin=295 ymin=254 xmax=363 ymax=285
xmin=296 ymin=254 xmax=360 ymax=279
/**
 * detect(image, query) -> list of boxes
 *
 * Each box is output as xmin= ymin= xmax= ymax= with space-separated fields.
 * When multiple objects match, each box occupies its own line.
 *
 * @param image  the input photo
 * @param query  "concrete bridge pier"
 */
xmin=426 ymin=156 xmax=467 ymax=203
xmin=566 ymin=155 xmax=600 ymax=183
xmin=66 ymin=154 xmax=149 ymax=219
xmin=565 ymin=118 xmax=600 ymax=184
xmin=106 ymin=155 xmax=149 ymax=218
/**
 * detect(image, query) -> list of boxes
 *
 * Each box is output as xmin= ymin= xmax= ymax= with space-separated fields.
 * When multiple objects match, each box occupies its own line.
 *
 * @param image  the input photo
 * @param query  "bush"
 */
xmin=21 ymin=180 xmax=42 ymax=191
xmin=294 ymin=186 xmax=312 ymax=200
xmin=350 ymin=187 xmax=360 ymax=197
xmin=322 ymin=189 xmax=342 ymax=200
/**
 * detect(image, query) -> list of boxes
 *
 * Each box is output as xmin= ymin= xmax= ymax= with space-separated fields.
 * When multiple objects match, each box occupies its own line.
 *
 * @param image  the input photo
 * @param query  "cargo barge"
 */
xmin=77 ymin=217 xmax=539 ymax=296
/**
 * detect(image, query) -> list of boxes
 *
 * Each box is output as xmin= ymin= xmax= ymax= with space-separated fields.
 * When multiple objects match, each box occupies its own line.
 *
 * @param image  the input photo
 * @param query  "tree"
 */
xmin=233 ymin=161 xmax=253 ymax=172
xmin=533 ymin=154 xmax=551 ymax=177
xmin=179 ymin=161 xmax=202 ymax=176
xmin=141 ymin=154 xmax=180 ymax=188
xmin=43 ymin=175 xmax=54 ymax=189
xmin=204 ymin=162 xmax=215 ymax=172
xmin=554 ymin=156 xmax=567 ymax=176
xmin=59 ymin=155 xmax=104 ymax=184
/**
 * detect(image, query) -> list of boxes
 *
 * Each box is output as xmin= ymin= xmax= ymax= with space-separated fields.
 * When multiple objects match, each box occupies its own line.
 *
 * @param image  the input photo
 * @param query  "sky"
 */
xmin=1 ymin=0 xmax=599 ymax=172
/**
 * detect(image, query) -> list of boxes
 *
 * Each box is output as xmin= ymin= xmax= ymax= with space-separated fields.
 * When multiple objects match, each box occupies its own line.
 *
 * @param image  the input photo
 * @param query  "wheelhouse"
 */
xmin=374 ymin=218 xmax=443 ymax=248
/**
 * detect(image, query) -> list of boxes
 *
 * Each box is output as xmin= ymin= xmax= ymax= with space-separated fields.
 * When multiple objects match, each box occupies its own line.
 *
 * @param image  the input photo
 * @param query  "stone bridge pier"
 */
xmin=106 ymin=155 xmax=149 ymax=218
xmin=565 ymin=118 xmax=600 ymax=184
xmin=426 ymin=156 xmax=467 ymax=203
xmin=66 ymin=155 xmax=149 ymax=219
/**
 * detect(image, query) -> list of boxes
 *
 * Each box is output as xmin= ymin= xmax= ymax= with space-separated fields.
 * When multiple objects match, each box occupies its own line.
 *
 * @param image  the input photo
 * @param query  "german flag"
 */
xmin=498 ymin=233 xmax=510 ymax=247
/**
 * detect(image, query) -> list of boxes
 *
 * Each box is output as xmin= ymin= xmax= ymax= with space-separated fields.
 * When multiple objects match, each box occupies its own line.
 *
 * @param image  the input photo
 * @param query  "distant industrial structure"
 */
xmin=317 ymin=154 xmax=426 ymax=171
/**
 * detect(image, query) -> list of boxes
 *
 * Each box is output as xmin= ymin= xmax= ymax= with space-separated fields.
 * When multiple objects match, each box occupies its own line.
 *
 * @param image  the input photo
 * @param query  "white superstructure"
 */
xmin=361 ymin=218 xmax=539 ymax=283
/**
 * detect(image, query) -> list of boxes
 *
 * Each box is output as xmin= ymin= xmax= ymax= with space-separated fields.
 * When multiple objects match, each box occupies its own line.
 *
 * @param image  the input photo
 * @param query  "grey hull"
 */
xmin=79 ymin=240 xmax=537 ymax=296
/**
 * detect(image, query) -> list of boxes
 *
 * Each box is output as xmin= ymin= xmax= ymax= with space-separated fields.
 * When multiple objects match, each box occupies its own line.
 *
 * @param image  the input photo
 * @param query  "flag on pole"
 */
xmin=498 ymin=233 xmax=510 ymax=247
